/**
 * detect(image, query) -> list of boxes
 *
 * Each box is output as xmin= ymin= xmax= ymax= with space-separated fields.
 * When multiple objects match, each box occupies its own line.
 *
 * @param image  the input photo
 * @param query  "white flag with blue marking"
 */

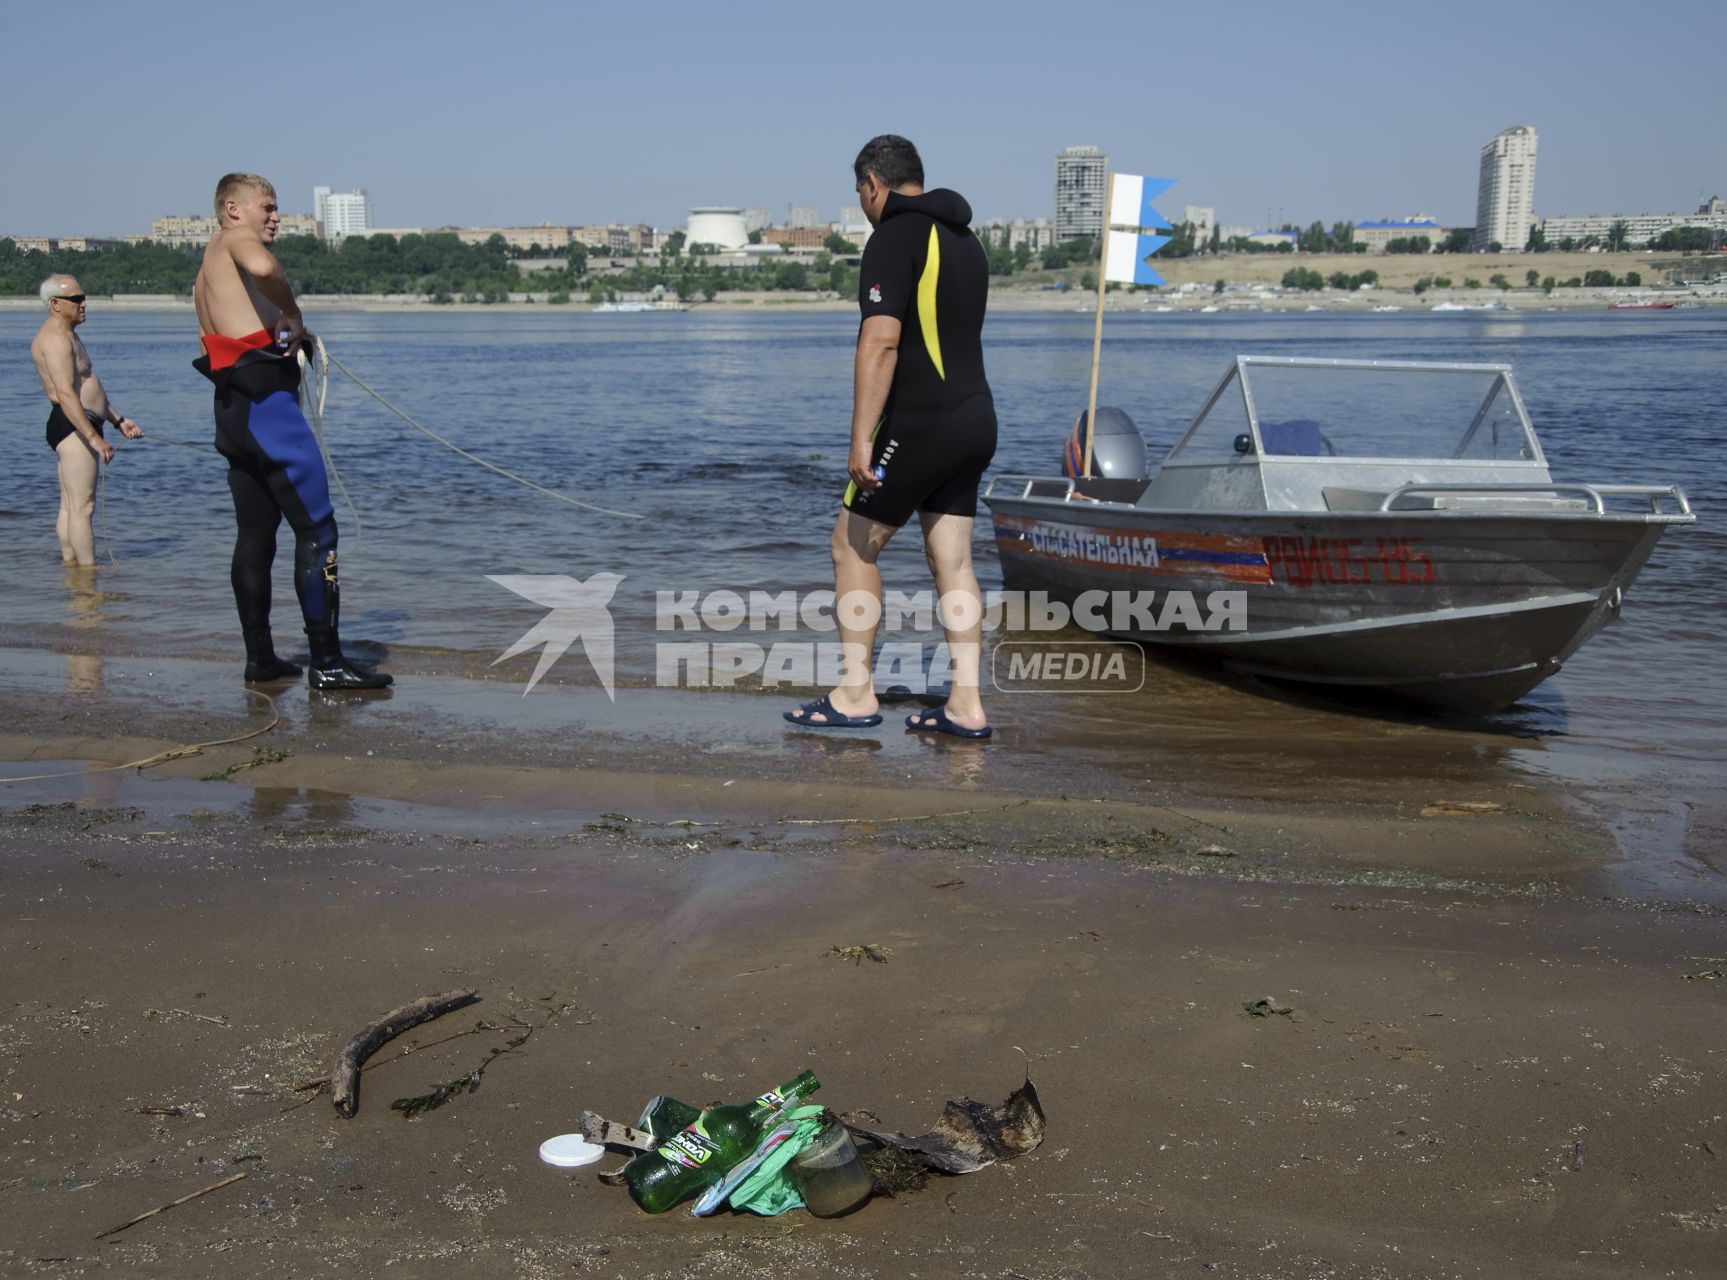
xmin=1105 ymin=232 xmax=1172 ymax=285
xmin=1107 ymin=174 xmax=1174 ymax=232
xmin=1103 ymin=173 xmax=1175 ymax=286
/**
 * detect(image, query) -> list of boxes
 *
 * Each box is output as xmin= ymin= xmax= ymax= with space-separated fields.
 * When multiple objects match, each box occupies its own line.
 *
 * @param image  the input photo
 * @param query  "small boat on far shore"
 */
xmin=1431 ymin=301 xmax=1507 ymax=312
xmin=1607 ymin=299 xmax=1676 ymax=310
xmin=593 ymin=299 xmax=687 ymax=313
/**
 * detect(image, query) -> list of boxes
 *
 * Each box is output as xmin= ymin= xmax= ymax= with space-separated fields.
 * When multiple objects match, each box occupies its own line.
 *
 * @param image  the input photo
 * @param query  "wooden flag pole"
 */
xmin=1082 ymin=173 xmax=1112 ymax=479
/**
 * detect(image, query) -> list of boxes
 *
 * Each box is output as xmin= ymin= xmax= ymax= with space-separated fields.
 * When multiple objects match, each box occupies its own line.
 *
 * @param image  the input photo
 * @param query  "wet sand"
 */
xmin=2 ymin=654 xmax=1724 ymax=1277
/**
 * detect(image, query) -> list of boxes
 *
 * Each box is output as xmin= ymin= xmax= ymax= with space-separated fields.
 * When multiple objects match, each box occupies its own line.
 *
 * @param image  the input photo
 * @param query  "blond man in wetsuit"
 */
xmin=29 ymin=275 xmax=143 ymax=566
xmin=194 ymin=172 xmax=390 ymax=689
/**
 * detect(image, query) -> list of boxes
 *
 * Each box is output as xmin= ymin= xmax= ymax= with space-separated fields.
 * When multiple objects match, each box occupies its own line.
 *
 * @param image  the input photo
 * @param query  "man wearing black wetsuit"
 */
xmin=783 ymin=135 xmax=997 ymax=738
xmin=194 ymin=173 xmax=391 ymax=691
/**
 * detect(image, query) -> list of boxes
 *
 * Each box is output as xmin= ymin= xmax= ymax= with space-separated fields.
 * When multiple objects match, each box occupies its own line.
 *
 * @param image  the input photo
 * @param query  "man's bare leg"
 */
xmin=817 ymin=509 xmax=896 ymax=721
xmin=55 ymin=452 xmax=75 ymax=563
xmin=54 ymin=434 xmax=99 ymax=567
xmin=919 ymin=511 xmax=987 ymax=730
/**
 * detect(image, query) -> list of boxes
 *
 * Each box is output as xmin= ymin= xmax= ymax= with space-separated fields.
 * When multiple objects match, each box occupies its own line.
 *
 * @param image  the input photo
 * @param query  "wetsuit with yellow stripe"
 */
xmin=844 ymin=188 xmax=996 ymax=528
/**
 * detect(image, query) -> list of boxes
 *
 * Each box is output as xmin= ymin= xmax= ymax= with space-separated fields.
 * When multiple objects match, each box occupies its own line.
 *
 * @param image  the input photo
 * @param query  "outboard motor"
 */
xmin=1062 ymin=406 xmax=1150 ymax=480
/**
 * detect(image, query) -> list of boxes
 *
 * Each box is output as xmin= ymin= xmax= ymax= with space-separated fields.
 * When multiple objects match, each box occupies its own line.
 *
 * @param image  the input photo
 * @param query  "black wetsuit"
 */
xmin=195 ymin=345 xmax=336 ymax=637
xmin=45 ymin=405 xmax=104 ymax=452
xmin=843 ymin=188 xmax=997 ymax=528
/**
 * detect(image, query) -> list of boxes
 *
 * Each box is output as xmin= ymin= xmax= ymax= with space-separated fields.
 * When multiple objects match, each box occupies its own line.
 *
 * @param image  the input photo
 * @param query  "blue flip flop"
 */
xmin=905 ymin=705 xmax=992 ymax=740
xmin=783 ymin=693 xmax=883 ymax=729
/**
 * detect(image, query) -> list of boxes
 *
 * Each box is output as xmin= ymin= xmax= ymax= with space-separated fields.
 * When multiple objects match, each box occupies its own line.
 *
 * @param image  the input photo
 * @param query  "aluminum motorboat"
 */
xmin=983 ymin=356 xmax=1695 ymax=711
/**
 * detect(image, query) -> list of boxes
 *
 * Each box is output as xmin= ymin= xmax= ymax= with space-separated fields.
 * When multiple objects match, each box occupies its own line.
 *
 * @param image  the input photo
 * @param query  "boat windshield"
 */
xmin=1169 ymin=359 xmax=1542 ymax=464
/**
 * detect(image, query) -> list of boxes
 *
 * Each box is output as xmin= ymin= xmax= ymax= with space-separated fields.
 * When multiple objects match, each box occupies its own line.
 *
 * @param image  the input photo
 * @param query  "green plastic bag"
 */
xmin=700 ymin=1104 xmax=826 ymax=1216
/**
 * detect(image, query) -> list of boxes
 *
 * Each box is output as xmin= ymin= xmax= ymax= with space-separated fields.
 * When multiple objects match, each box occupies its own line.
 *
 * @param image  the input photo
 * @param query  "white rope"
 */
xmin=297 ymin=341 xmax=362 ymax=542
xmin=313 ymin=337 xmax=643 ymax=521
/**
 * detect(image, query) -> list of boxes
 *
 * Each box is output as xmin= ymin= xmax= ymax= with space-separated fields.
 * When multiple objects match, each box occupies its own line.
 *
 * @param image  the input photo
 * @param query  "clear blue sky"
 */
xmin=3 ymin=0 xmax=1722 ymax=237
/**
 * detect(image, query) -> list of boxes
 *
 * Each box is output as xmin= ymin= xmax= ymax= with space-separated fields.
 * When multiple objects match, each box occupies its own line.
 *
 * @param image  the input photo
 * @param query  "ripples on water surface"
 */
xmin=2 ymin=309 xmax=1722 ymax=893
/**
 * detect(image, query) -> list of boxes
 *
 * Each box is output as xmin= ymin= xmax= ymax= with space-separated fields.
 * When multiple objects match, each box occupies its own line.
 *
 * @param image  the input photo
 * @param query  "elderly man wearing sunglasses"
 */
xmin=28 ymin=275 xmax=144 ymax=566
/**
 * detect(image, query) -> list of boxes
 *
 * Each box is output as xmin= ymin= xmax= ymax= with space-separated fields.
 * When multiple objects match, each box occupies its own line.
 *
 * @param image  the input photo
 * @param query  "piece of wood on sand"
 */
xmin=330 ymin=989 xmax=480 ymax=1118
xmin=95 ymin=1171 xmax=247 ymax=1240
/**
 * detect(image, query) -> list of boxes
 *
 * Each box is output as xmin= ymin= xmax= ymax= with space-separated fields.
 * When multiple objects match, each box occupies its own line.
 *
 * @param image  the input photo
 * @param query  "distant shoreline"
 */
xmin=6 ymin=245 xmax=1726 ymax=320
xmin=4 ymin=288 xmax=1722 ymax=316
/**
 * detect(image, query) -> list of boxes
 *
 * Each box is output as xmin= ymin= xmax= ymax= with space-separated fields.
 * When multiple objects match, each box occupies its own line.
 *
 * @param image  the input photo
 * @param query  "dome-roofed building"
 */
xmin=685 ymin=207 xmax=749 ymax=251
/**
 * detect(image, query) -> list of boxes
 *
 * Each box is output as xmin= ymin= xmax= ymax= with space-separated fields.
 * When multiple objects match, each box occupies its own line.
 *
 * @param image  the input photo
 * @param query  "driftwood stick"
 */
xmin=293 ymin=1018 xmax=523 ymax=1093
xmin=95 ymin=1171 xmax=247 ymax=1239
xmin=170 ymin=1008 xmax=230 ymax=1027
xmin=330 ymin=990 xmax=480 ymax=1118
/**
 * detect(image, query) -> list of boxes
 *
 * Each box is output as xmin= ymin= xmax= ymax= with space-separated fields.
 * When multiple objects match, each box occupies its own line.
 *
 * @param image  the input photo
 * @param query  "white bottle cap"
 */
xmin=539 ymin=1133 xmax=606 ymax=1168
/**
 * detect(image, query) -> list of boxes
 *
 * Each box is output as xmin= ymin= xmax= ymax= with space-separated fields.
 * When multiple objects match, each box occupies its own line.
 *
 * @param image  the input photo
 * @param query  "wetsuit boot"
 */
xmin=243 ymin=627 xmax=303 ymax=683
xmin=302 ymin=549 xmax=392 ymax=691
xmin=307 ymin=625 xmax=391 ymax=690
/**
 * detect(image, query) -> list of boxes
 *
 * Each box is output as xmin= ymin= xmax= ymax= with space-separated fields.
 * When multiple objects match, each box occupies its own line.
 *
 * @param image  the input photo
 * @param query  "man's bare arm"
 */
xmin=32 ymin=336 xmax=115 ymax=462
xmin=849 ymin=315 xmax=901 ymax=492
xmin=228 ymin=232 xmax=300 ymax=316
xmin=227 ymin=230 xmax=307 ymax=348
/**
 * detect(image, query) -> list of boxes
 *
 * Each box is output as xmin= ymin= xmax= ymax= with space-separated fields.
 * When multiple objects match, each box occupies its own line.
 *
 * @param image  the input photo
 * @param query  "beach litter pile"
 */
xmin=556 ymin=1071 xmax=1045 ymax=1218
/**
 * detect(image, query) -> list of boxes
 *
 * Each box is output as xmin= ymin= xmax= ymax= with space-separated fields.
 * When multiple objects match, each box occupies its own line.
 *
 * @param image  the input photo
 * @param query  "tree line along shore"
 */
xmin=3 ymin=233 xmax=1719 ymax=308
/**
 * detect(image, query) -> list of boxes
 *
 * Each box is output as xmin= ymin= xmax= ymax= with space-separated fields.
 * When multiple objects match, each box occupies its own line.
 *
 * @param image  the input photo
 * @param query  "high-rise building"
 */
xmin=1055 ymin=146 xmax=1107 ymax=242
xmin=1182 ymin=205 xmax=1216 ymax=244
xmin=322 ymin=188 xmax=374 ymax=239
xmin=313 ymin=185 xmax=331 ymax=230
xmin=789 ymin=205 xmax=821 ymax=230
xmin=1472 ymin=126 xmax=1537 ymax=252
xmin=743 ymin=208 xmax=773 ymax=234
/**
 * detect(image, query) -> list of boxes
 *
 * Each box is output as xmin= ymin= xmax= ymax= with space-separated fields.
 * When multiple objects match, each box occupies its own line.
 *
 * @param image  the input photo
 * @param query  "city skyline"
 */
xmin=1 ymin=0 xmax=1723 ymax=239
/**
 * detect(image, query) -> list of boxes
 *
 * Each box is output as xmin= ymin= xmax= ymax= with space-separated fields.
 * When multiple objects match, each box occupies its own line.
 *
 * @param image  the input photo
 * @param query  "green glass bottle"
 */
xmin=638 ymin=1095 xmax=702 ymax=1139
xmin=624 ymin=1070 xmax=820 ymax=1213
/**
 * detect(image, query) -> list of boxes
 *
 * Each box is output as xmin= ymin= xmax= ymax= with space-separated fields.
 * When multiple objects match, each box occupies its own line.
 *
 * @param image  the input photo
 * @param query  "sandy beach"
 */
xmin=2 ymin=650 xmax=1723 ymax=1279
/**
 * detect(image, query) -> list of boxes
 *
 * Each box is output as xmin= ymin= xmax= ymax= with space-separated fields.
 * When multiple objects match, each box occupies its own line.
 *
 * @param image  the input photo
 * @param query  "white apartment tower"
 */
xmin=1472 ymin=126 xmax=1537 ymax=252
xmin=1055 ymin=145 xmax=1107 ymax=242
xmin=1182 ymin=205 xmax=1216 ymax=244
xmin=321 ymin=188 xmax=374 ymax=240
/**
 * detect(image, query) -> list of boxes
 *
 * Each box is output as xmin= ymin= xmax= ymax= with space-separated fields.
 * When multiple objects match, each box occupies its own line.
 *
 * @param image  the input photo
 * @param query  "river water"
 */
xmin=2 ymin=307 xmax=1722 ymax=896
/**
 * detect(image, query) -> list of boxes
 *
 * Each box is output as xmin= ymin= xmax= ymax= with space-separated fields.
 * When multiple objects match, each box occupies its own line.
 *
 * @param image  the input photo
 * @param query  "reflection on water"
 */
xmin=247 ymin=786 xmax=358 ymax=826
xmin=60 ymin=564 xmax=115 ymax=697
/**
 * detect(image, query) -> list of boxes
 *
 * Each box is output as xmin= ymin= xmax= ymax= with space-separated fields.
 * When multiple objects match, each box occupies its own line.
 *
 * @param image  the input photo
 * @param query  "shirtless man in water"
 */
xmin=29 ymin=276 xmax=144 ymax=565
xmin=195 ymin=172 xmax=390 ymax=689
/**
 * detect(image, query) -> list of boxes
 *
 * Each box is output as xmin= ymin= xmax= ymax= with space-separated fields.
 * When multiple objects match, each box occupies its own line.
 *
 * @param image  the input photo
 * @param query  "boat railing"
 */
xmin=1379 ymin=483 xmax=1693 ymax=517
xmin=985 ymin=475 xmax=1077 ymax=502
xmin=1588 ymin=485 xmax=1694 ymax=516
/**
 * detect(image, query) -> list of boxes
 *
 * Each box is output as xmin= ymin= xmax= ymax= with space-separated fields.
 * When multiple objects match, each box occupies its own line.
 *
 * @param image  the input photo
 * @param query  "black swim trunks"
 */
xmin=843 ymin=188 xmax=997 ymax=528
xmin=45 ymin=405 xmax=104 ymax=452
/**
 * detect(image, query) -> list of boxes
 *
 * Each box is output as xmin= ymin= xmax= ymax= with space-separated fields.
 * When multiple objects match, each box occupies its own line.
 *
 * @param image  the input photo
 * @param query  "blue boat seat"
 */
xmin=1260 ymin=419 xmax=1328 ymax=456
